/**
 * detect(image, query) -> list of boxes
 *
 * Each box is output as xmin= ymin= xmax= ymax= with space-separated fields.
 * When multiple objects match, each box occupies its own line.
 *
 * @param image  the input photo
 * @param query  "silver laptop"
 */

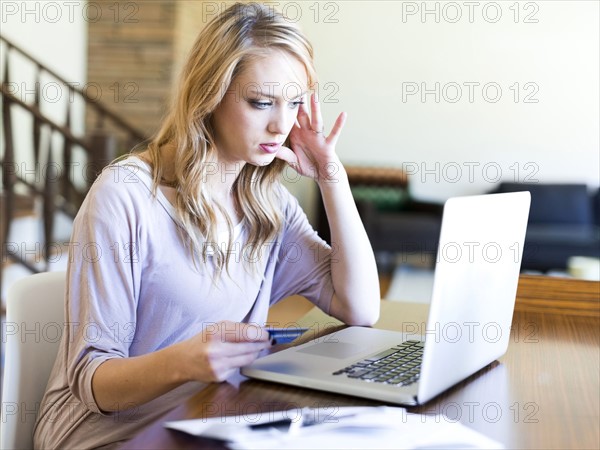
xmin=242 ymin=192 xmax=531 ymax=405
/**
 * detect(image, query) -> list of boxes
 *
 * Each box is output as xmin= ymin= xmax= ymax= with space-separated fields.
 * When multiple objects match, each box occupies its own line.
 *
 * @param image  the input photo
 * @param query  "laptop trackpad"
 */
xmin=297 ymin=342 xmax=366 ymax=359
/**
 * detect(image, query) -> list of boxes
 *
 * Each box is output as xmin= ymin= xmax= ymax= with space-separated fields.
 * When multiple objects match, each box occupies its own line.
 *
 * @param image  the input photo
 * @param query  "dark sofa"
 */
xmin=491 ymin=182 xmax=600 ymax=271
xmin=316 ymin=166 xmax=443 ymax=269
xmin=316 ymin=169 xmax=600 ymax=272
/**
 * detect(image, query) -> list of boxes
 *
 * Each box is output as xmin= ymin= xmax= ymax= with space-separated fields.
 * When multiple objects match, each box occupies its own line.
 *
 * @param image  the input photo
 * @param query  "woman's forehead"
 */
xmin=231 ymin=51 xmax=309 ymax=99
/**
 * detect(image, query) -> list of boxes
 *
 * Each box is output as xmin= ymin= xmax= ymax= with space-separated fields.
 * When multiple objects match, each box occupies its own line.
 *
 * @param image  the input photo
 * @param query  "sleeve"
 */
xmin=270 ymin=189 xmax=335 ymax=314
xmin=64 ymin=166 xmax=144 ymax=414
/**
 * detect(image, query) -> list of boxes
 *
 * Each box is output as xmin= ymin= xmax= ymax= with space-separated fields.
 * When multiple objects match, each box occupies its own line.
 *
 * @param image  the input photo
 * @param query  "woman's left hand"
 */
xmin=276 ymin=93 xmax=347 ymax=184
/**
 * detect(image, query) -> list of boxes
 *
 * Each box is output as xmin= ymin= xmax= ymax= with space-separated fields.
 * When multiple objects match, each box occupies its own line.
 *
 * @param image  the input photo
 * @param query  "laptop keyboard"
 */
xmin=332 ymin=340 xmax=424 ymax=387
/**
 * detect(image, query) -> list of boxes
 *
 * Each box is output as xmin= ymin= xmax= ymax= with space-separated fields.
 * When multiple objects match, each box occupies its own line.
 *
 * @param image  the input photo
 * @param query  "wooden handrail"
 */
xmin=0 ymin=35 xmax=146 ymax=142
xmin=0 ymin=33 xmax=149 ymax=296
xmin=1 ymin=84 xmax=92 ymax=150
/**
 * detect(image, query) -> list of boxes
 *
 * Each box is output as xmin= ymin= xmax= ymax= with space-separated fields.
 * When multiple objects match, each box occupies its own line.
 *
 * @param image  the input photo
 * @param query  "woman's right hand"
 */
xmin=179 ymin=321 xmax=272 ymax=383
xmin=92 ymin=321 xmax=271 ymax=412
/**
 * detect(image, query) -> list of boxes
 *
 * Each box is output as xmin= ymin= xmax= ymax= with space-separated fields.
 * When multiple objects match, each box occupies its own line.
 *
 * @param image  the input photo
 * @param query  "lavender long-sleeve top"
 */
xmin=33 ymin=157 xmax=334 ymax=449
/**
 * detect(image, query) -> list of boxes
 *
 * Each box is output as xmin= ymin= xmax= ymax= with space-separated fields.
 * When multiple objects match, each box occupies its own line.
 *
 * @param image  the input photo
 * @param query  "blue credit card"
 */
xmin=266 ymin=327 xmax=309 ymax=345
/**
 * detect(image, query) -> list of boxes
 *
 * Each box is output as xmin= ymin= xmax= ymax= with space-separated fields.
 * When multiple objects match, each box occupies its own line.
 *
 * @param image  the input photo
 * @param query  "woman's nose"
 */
xmin=268 ymin=108 xmax=294 ymax=135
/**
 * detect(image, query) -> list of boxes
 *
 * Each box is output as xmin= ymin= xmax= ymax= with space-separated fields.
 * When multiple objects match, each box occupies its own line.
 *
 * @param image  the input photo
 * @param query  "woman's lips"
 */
xmin=259 ymin=143 xmax=281 ymax=154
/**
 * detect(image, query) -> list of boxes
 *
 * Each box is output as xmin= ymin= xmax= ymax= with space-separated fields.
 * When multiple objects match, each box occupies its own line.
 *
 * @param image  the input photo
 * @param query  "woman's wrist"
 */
xmin=166 ymin=340 xmax=195 ymax=384
xmin=314 ymin=157 xmax=348 ymax=188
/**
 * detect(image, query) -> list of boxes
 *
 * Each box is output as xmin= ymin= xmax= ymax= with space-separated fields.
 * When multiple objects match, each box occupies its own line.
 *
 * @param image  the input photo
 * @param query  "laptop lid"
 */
xmin=417 ymin=191 xmax=531 ymax=403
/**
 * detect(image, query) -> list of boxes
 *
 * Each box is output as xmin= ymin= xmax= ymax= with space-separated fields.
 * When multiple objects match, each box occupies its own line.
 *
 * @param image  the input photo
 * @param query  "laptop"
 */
xmin=242 ymin=192 xmax=531 ymax=405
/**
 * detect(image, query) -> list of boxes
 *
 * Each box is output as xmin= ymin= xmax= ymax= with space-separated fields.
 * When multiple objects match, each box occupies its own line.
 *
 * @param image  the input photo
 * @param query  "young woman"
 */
xmin=34 ymin=3 xmax=379 ymax=448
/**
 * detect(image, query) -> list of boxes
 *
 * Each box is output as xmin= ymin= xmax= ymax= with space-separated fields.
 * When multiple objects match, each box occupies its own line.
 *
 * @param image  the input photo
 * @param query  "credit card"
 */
xmin=266 ymin=327 xmax=309 ymax=345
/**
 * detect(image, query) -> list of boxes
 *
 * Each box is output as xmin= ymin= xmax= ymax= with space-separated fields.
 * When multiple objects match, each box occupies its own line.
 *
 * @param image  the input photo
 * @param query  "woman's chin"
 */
xmin=248 ymin=154 xmax=278 ymax=167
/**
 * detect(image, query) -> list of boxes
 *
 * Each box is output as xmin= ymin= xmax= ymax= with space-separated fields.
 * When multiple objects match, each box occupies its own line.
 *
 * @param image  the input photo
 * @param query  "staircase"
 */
xmin=0 ymin=35 xmax=147 ymax=304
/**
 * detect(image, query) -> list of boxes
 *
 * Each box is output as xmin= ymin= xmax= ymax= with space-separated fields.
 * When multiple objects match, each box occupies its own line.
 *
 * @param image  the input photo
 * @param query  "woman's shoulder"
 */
xmin=89 ymin=155 xmax=152 ymax=193
xmin=94 ymin=154 xmax=152 ymax=187
xmin=80 ymin=155 xmax=155 ymax=215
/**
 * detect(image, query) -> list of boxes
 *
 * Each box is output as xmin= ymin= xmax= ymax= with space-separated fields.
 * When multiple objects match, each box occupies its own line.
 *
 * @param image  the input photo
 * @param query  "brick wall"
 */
xmin=86 ymin=1 xmax=243 ymax=153
xmin=86 ymin=1 xmax=177 ymax=150
xmin=173 ymin=1 xmax=211 ymax=81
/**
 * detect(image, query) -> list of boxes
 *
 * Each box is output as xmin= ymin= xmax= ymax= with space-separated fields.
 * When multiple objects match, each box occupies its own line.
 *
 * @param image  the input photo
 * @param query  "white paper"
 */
xmin=164 ymin=406 xmax=504 ymax=449
xmin=164 ymin=407 xmax=302 ymax=441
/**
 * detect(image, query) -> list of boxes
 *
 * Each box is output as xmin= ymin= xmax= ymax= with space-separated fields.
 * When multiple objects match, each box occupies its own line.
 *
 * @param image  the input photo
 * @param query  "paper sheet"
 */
xmin=164 ymin=406 xmax=504 ymax=449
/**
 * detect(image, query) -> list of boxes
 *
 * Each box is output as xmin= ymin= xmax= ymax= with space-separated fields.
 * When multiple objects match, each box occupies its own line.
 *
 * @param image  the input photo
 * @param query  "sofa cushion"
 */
xmin=526 ymin=224 xmax=599 ymax=244
xmin=495 ymin=183 xmax=592 ymax=225
xmin=371 ymin=213 xmax=441 ymax=254
xmin=351 ymin=186 xmax=409 ymax=212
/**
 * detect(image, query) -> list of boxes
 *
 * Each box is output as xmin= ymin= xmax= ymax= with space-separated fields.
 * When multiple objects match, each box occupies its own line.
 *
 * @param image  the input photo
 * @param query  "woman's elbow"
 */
xmin=349 ymin=309 xmax=380 ymax=327
xmin=341 ymin=298 xmax=380 ymax=327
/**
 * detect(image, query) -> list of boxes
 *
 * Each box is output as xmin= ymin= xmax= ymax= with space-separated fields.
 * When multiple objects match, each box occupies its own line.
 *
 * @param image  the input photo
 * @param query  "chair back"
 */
xmin=1 ymin=271 xmax=66 ymax=450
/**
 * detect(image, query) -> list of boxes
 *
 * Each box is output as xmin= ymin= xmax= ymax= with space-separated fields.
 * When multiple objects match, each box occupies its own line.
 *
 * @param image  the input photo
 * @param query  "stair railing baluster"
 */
xmin=1 ymin=47 xmax=16 ymax=298
xmin=0 ymin=35 xmax=147 ymax=289
xmin=63 ymin=102 xmax=73 ymax=206
xmin=33 ymin=66 xmax=42 ymax=166
xmin=43 ymin=133 xmax=57 ymax=272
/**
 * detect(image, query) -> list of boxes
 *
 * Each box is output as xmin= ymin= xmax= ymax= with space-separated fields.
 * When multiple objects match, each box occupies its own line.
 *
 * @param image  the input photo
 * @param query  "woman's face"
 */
xmin=211 ymin=49 xmax=308 ymax=169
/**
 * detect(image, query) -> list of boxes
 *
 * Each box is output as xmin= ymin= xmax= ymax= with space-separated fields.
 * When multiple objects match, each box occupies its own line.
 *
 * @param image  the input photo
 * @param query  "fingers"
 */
xmin=296 ymin=100 xmax=311 ymax=130
xmin=211 ymin=321 xmax=270 ymax=343
xmin=186 ymin=322 xmax=274 ymax=383
xmin=210 ymin=350 xmax=266 ymax=382
xmin=204 ymin=335 xmax=271 ymax=382
xmin=297 ymin=93 xmax=323 ymax=134
xmin=310 ymin=92 xmax=323 ymax=133
xmin=274 ymin=145 xmax=299 ymax=167
xmin=217 ymin=340 xmax=272 ymax=357
xmin=326 ymin=112 xmax=347 ymax=147
xmin=296 ymin=92 xmax=345 ymax=145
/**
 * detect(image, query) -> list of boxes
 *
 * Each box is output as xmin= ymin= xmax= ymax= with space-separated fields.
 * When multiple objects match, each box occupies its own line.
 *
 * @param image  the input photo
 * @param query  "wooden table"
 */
xmin=121 ymin=276 xmax=599 ymax=449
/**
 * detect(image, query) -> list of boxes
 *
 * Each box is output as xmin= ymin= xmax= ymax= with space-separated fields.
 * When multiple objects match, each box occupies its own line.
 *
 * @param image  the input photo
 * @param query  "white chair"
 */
xmin=1 ymin=271 xmax=66 ymax=450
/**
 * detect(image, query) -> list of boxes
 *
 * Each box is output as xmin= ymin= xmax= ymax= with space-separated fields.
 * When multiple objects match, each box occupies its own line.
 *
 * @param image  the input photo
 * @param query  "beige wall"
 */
xmin=170 ymin=1 xmax=599 ymax=212
xmin=8 ymin=1 xmax=595 ymax=213
xmin=292 ymin=0 xmax=599 ymax=201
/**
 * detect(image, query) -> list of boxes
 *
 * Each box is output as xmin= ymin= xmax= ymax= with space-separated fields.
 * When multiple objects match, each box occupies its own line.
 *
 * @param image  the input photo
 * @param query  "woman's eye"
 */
xmin=290 ymin=100 xmax=305 ymax=109
xmin=250 ymin=101 xmax=272 ymax=110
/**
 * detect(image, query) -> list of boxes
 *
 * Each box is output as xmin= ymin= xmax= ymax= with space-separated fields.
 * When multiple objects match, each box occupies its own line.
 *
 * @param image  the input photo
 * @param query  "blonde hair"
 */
xmin=145 ymin=2 xmax=316 ymax=276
